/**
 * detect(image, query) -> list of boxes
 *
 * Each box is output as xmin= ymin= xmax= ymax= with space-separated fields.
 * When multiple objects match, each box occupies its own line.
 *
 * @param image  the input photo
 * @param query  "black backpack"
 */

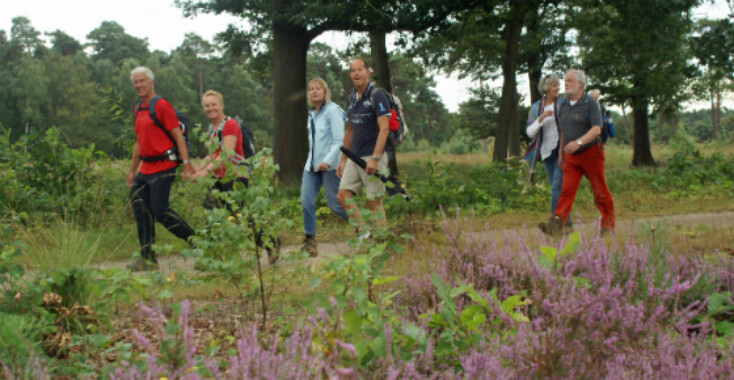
xmin=213 ymin=116 xmax=256 ymax=161
xmin=134 ymin=96 xmax=190 ymax=162
xmin=368 ymin=87 xmax=408 ymax=148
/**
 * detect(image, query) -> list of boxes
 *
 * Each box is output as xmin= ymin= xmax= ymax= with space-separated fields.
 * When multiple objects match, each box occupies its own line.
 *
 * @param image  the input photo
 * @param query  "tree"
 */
xmin=47 ymin=30 xmax=83 ymax=56
xmin=86 ymin=21 xmax=150 ymax=65
xmin=10 ymin=16 xmax=44 ymax=57
xmin=690 ymin=18 xmax=734 ymax=141
xmin=455 ymin=86 xmax=501 ymax=153
xmin=175 ymin=0 xmax=466 ymax=185
xmin=178 ymin=33 xmax=214 ymax=99
xmin=576 ymin=0 xmax=698 ymax=166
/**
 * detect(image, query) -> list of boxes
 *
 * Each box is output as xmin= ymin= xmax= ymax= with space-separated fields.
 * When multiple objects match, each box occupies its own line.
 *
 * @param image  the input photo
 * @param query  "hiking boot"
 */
xmin=127 ymin=258 xmax=157 ymax=272
xmin=266 ymin=238 xmax=281 ymax=265
xmin=302 ymin=235 xmax=318 ymax=258
xmin=358 ymin=230 xmax=372 ymax=242
xmin=539 ymin=216 xmax=564 ymax=237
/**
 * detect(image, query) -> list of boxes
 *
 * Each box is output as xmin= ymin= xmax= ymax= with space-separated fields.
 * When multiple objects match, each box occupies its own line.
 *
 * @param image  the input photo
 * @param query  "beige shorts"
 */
xmin=339 ymin=153 xmax=388 ymax=199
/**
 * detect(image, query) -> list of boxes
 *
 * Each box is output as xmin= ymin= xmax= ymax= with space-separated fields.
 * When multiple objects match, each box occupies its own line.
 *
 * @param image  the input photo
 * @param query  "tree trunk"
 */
xmin=369 ymin=31 xmax=392 ymax=93
xmin=369 ymin=30 xmax=399 ymax=179
xmin=196 ymin=56 xmax=203 ymax=100
xmin=528 ymin=67 xmax=542 ymax=105
xmin=714 ymin=89 xmax=721 ymax=140
xmin=710 ymin=88 xmax=717 ymax=141
xmin=657 ymin=111 xmax=664 ymax=143
xmin=631 ymin=100 xmax=655 ymax=166
xmin=670 ymin=116 xmax=677 ymax=139
xmin=273 ymin=20 xmax=311 ymax=187
xmin=494 ymin=3 xmax=525 ymax=162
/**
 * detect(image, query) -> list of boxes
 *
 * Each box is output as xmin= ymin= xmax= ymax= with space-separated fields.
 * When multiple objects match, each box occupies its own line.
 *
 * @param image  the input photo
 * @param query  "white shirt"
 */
xmin=526 ymin=103 xmax=560 ymax=160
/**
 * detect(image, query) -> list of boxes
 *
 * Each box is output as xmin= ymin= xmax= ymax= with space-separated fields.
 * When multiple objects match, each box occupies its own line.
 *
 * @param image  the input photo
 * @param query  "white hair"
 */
xmin=538 ymin=74 xmax=560 ymax=94
xmin=567 ymin=69 xmax=586 ymax=88
xmin=130 ymin=66 xmax=155 ymax=82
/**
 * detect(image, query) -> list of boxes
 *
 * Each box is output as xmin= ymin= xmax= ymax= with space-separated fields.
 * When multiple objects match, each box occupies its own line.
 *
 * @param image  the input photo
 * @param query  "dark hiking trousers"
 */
xmin=130 ymin=168 xmax=195 ymax=262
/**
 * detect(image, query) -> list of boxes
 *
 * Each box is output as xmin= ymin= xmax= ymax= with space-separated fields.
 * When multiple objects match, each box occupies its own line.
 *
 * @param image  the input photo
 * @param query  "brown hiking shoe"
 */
xmin=266 ymin=238 xmax=281 ymax=265
xmin=127 ymin=258 xmax=158 ymax=272
xmin=539 ymin=216 xmax=564 ymax=237
xmin=302 ymin=236 xmax=318 ymax=258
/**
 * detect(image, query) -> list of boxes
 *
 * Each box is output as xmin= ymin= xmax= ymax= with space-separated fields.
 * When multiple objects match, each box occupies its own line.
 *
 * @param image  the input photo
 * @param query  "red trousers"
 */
xmin=554 ymin=142 xmax=615 ymax=230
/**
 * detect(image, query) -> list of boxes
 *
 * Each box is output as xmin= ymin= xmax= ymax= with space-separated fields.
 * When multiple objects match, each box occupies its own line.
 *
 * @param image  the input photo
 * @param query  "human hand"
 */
xmin=182 ymin=163 xmax=196 ymax=180
xmin=336 ymin=161 xmax=345 ymax=178
xmin=127 ymin=171 xmax=135 ymax=188
xmin=316 ymin=162 xmax=330 ymax=171
xmin=365 ymin=158 xmax=378 ymax=175
xmin=564 ymin=141 xmax=580 ymax=155
xmin=540 ymin=109 xmax=553 ymax=121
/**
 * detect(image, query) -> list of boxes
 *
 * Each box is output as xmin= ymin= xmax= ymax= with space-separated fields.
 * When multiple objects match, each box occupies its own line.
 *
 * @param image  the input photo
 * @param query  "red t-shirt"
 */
xmin=210 ymin=118 xmax=244 ymax=178
xmin=134 ymin=98 xmax=179 ymax=175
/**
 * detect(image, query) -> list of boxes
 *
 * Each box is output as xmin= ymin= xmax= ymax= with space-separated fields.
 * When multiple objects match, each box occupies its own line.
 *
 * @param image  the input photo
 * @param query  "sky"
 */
xmin=1 ymin=0 xmax=730 ymax=112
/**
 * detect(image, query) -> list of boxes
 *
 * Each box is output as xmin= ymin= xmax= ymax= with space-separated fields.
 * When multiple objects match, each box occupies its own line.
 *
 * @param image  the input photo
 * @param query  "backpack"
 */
xmin=213 ymin=116 xmax=256 ymax=161
xmin=600 ymin=106 xmax=616 ymax=144
xmin=134 ymin=95 xmax=190 ymax=162
xmin=368 ymin=87 xmax=408 ymax=147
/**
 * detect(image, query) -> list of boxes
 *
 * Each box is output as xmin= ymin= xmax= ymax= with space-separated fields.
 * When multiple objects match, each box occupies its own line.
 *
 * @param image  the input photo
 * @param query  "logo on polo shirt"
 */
xmin=363 ymin=100 xmax=371 ymax=108
xmin=378 ymin=102 xmax=386 ymax=112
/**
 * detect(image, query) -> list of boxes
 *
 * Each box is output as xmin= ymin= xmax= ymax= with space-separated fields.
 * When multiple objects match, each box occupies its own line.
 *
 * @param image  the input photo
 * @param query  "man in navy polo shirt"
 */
xmin=336 ymin=59 xmax=391 ymax=239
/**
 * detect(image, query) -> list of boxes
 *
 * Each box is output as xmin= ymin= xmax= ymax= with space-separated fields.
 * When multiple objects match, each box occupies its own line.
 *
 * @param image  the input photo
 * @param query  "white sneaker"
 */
xmin=358 ymin=230 xmax=372 ymax=241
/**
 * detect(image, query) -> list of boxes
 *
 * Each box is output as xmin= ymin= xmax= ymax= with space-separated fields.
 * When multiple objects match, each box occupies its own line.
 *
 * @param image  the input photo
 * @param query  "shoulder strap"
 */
xmin=553 ymin=97 xmax=562 ymax=129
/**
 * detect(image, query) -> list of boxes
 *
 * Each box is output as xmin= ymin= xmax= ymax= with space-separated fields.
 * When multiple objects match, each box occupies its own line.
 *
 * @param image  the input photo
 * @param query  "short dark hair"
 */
xmin=352 ymin=58 xmax=370 ymax=70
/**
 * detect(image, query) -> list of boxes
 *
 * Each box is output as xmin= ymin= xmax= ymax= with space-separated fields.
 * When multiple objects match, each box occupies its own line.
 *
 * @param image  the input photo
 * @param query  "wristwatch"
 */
xmin=576 ymin=139 xmax=583 ymax=146
xmin=182 ymin=159 xmax=190 ymax=164
xmin=371 ymin=155 xmax=380 ymax=161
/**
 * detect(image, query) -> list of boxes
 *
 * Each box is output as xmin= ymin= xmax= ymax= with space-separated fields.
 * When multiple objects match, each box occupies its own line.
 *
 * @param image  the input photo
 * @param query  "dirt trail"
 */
xmin=98 ymin=210 xmax=734 ymax=275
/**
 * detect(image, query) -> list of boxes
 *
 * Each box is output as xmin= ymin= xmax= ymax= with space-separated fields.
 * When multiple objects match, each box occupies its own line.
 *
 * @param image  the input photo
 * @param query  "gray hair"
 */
xmin=130 ymin=66 xmax=155 ymax=82
xmin=567 ymin=69 xmax=586 ymax=88
xmin=538 ymin=74 xmax=560 ymax=94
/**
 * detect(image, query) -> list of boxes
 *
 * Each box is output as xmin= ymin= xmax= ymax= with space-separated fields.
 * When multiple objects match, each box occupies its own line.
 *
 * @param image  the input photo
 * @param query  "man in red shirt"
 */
xmin=127 ymin=66 xmax=196 ymax=271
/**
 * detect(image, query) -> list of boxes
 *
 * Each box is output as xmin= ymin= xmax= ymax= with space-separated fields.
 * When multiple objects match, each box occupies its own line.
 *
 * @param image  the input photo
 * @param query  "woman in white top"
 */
xmin=526 ymin=74 xmax=571 ymax=227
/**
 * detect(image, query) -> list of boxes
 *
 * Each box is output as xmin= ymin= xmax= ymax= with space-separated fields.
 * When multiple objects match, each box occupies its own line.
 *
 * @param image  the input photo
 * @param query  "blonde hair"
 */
xmin=307 ymin=78 xmax=331 ymax=107
xmin=201 ymin=90 xmax=224 ymax=107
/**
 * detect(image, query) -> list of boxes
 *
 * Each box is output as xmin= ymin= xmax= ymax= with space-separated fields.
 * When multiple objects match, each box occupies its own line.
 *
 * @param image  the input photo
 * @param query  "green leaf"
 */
xmin=308 ymin=277 xmax=322 ymax=289
xmin=708 ymin=292 xmax=734 ymax=315
xmin=372 ymin=276 xmax=400 ymax=286
xmin=714 ymin=320 xmax=734 ymax=336
xmin=574 ymin=276 xmax=592 ymax=289
xmin=540 ymin=246 xmax=557 ymax=262
xmin=558 ymin=231 xmax=581 ymax=257
xmin=460 ymin=305 xmax=486 ymax=331
xmin=342 ymin=310 xmax=363 ymax=335
xmin=369 ymin=335 xmax=387 ymax=357
xmin=158 ymin=290 xmax=172 ymax=299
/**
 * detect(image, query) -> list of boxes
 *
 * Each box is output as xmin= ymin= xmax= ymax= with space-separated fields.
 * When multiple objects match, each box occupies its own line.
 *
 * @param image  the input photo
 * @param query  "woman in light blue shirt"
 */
xmin=301 ymin=78 xmax=349 ymax=256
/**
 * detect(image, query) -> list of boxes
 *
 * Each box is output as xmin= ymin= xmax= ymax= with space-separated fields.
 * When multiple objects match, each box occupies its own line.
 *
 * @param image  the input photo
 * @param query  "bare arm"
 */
xmin=563 ymin=125 xmax=601 ymax=155
xmin=169 ymin=127 xmax=195 ymax=179
xmin=365 ymin=115 xmax=390 ymax=175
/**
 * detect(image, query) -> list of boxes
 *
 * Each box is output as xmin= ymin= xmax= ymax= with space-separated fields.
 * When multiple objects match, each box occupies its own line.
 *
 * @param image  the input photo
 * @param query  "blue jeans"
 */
xmin=301 ymin=170 xmax=348 ymax=236
xmin=542 ymin=149 xmax=571 ymax=225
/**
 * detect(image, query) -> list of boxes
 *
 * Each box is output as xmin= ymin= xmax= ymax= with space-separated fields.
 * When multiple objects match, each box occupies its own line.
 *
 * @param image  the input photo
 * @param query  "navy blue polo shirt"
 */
xmin=346 ymin=83 xmax=392 ymax=157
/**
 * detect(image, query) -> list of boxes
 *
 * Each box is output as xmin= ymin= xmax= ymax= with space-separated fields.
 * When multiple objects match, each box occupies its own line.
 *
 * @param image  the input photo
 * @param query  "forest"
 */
xmin=1 ymin=0 xmax=734 ymax=379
